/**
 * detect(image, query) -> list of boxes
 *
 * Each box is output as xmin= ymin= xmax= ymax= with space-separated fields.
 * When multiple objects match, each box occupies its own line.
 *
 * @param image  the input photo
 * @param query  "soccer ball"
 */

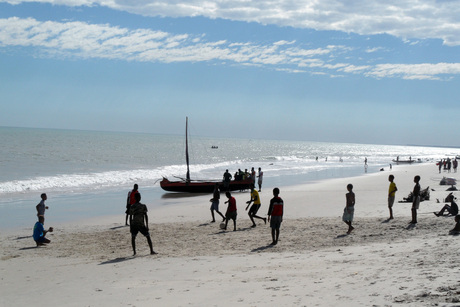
xmin=220 ymin=222 xmax=226 ymax=230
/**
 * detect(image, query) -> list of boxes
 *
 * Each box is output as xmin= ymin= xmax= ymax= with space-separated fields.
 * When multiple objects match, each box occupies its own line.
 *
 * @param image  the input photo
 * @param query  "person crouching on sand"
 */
xmin=33 ymin=216 xmax=53 ymax=246
xmin=342 ymin=184 xmax=355 ymax=234
xmin=224 ymin=192 xmax=237 ymax=231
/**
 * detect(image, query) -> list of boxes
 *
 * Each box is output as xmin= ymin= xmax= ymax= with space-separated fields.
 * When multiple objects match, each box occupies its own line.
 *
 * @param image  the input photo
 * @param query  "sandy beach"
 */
xmin=2 ymin=163 xmax=460 ymax=306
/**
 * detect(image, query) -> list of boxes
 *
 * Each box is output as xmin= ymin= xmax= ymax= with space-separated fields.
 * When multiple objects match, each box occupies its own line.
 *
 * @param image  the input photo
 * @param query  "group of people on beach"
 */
xmin=210 ymin=183 xmax=284 ymax=246
xmin=343 ymin=171 xmax=460 ymax=235
xmin=223 ymin=167 xmax=263 ymax=192
xmin=438 ymin=157 xmax=458 ymax=173
xmin=33 ymin=162 xmax=459 ymax=255
xmin=387 ymin=173 xmax=459 ymax=231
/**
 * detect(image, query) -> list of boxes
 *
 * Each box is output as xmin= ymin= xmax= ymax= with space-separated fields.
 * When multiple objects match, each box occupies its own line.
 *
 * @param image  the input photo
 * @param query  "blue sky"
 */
xmin=1 ymin=0 xmax=460 ymax=147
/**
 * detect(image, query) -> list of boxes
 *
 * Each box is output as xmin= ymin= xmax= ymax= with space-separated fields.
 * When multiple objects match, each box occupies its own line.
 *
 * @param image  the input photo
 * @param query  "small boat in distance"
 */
xmin=160 ymin=118 xmax=252 ymax=193
xmin=392 ymin=156 xmax=416 ymax=164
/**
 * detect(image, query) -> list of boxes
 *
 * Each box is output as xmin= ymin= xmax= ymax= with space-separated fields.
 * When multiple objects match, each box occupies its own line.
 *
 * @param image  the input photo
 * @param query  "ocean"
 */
xmin=1 ymin=126 xmax=458 ymax=229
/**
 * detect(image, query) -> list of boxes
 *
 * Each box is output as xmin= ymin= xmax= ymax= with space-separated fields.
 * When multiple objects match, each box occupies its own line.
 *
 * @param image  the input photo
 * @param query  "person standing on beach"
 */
xmin=126 ymin=184 xmax=139 ymax=226
xmin=251 ymin=167 xmax=256 ymax=185
xmin=388 ymin=175 xmax=398 ymax=220
xmin=410 ymin=176 xmax=421 ymax=224
xmin=36 ymin=193 xmax=48 ymax=223
xmin=245 ymin=185 xmax=267 ymax=227
xmin=257 ymin=167 xmax=263 ymax=192
xmin=129 ymin=193 xmax=156 ymax=256
xmin=224 ymin=191 xmax=237 ymax=231
xmin=342 ymin=184 xmax=355 ymax=234
xmin=210 ymin=183 xmax=225 ymax=223
xmin=223 ymin=170 xmax=232 ymax=191
xmin=267 ymin=187 xmax=284 ymax=245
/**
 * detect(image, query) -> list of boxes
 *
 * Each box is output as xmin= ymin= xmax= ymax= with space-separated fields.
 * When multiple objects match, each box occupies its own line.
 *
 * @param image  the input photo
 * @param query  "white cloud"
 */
xmin=1 ymin=17 xmax=460 ymax=80
xmin=2 ymin=0 xmax=460 ymax=45
xmin=366 ymin=63 xmax=460 ymax=80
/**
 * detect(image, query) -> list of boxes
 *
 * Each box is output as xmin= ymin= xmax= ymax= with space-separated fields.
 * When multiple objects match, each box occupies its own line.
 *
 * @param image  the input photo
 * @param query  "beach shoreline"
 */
xmin=2 ymin=162 xmax=460 ymax=306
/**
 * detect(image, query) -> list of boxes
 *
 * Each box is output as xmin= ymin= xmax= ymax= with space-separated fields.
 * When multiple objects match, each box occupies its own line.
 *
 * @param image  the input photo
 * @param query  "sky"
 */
xmin=1 ymin=0 xmax=460 ymax=147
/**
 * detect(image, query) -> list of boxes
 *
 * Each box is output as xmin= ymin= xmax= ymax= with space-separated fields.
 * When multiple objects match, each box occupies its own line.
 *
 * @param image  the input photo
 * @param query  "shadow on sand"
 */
xmin=99 ymin=256 xmax=135 ymax=265
xmin=110 ymin=225 xmax=127 ymax=230
xmin=251 ymin=244 xmax=276 ymax=253
xmin=19 ymin=246 xmax=42 ymax=250
xmin=15 ymin=236 xmax=32 ymax=240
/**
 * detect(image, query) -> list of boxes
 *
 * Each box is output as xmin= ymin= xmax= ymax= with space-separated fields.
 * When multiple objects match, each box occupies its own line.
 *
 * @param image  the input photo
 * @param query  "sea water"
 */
xmin=1 ymin=127 xmax=458 ymax=229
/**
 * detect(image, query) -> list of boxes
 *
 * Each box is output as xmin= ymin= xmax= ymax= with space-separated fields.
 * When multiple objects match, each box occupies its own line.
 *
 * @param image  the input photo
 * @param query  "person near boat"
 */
xmin=222 ymin=170 xmax=232 ymax=191
xmin=257 ymin=167 xmax=263 ymax=192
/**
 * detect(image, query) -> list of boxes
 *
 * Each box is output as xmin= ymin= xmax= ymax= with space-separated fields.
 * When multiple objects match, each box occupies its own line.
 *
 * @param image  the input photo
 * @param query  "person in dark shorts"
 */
xmin=210 ymin=183 xmax=225 ymax=223
xmin=410 ymin=176 xmax=421 ymax=224
xmin=129 ymin=193 xmax=156 ymax=256
xmin=224 ymin=191 xmax=237 ymax=231
xmin=126 ymin=184 xmax=139 ymax=226
xmin=267 ymin=188 xmax=284 ymax=245
xmin=245 ymin=185 xmax=266 ymax=227
xmin=342 ymin=184 xmax=355 ymax=234
xmin=223 ymin=170 xmax=232 ymax=191
xmin=33 ymin=216 xmax=53 ymax=246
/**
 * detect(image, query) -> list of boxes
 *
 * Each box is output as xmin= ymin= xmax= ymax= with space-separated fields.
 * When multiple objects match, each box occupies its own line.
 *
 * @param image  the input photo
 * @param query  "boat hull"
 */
xmin=392 ymin=159 xmax=415 ymax=164
xmin=160 ymin=178 xmax=253 ymax=193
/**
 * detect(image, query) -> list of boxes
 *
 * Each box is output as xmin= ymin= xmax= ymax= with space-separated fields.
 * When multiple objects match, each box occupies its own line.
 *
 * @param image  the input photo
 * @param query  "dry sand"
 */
xmin=2 ymin=163 xmax=460 ymax=306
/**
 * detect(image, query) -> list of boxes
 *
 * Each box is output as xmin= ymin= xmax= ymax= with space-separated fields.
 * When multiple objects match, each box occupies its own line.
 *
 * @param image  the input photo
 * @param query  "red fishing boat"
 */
xmin=160 ymin=118 xmax=252 ymax=193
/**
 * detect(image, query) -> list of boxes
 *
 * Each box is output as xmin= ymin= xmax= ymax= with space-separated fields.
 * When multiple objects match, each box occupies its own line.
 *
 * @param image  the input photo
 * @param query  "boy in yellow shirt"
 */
xmin=388 ymin=175 xmax=398 ymax=220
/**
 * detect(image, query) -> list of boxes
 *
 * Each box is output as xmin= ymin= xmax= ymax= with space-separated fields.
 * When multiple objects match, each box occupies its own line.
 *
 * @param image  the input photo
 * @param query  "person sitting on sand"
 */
xmin=434 ymin=193 xmax=458 ymax=217
xmin=210 ymin=183 xmax=225 ymax=223
xmin=224 ymin=192 xmax=237 ymax=231
xmin=33 ymin=216 xmax=53 ymax=246
xmin=245 ymin=185 xmax=266 ymax=227
xmin=267 ymin=187 xmax=284 ymax=245
xmin=342 ymin=184 xmax=355 ymax=234
xmin=449 ymin=215 xmax=460 ymax=234
xmin=129 ymin=193 xmax=156 ymax=256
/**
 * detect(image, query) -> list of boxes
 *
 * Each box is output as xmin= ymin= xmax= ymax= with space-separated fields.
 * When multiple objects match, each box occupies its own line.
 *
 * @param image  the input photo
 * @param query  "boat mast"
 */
xmin=185 ymin=117 xmax=190 ymax=182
